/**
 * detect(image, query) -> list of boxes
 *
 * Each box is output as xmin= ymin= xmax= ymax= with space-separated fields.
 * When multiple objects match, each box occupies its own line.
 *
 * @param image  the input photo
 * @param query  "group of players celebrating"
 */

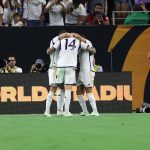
xmin=44 ymin=31 xmax=99 ymax=117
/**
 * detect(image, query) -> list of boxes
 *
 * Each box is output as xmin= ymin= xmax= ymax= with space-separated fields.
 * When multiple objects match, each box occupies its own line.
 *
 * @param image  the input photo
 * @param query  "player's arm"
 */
xmin=47 ymin=40 xmax=60 ymax=55
xmin=86 ymin=46 xmax=96 ymax=54
xmin=73 ymin=33 xmax=86 ymax=43
xmin=58 ymin=32 xmax=74 ymax=40
xmin=58 ymin=32 xmax=86 ymax=43
xmin=47 ymin=47 xmax=55 ymax=55
xmin=81 ymin=42 xmax=96 ymax=54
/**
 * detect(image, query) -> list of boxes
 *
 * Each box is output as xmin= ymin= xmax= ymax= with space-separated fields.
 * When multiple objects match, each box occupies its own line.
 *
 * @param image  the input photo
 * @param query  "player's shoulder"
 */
xmin=50 ymin=36 xmax=59 ymax=45
xmin=53 ymin=36 xmax=59 ymax=42
xmin=86 ymin=39 xmax=92 ymax=46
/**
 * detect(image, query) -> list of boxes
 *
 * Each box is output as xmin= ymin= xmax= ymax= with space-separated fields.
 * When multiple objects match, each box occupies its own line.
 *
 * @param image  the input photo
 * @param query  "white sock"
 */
xmin=57 ymin=90 xmax=64 ymax=111
xmin=78 ymin=95 xmax=88 ymax=113
xmin=87 ymin=93 xmax=98 ymax=113
xmin=64 ymin=90 xmax=71 ymax=113
xmin=45 ymin=91 xmax=54 ymax=114
xmin=60 ymin=91 xmax=65 ymax=111
xmin=57 ymin=89 xmax=62 ymax=111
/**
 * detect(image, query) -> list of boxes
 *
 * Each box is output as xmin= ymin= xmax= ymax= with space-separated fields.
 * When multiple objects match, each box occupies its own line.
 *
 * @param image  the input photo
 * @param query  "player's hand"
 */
xmin=73 ymin=33 xmax=86 ymax=43
xmin=59 ymin=33 xmax=73 ymax=39
xmin=72 ymin=33 xmax=79 ymax=38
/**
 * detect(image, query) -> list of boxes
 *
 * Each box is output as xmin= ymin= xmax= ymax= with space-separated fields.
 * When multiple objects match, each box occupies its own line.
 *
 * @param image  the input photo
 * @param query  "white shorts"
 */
xmin=76 ymin=71 xmax=95 ymax=87
xmin=48 ymin=68 xmax=57 ymax=86
xmin=56 ymin=68 xmax=76 ymax=85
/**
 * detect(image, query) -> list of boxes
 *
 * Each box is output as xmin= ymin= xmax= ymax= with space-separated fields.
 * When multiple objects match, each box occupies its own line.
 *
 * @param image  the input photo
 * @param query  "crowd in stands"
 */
xmin=0 ymin=0 xmax=150 ymax=26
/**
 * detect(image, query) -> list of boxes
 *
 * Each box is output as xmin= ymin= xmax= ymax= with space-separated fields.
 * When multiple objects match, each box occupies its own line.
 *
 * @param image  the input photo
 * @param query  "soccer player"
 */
xmin=44 ymin=32 xmax=69 ymax=117
xmin=44 ymin=35 xmax=60 ymax=117
xmin=49 ymin=34 xmax=96 ymax=116
xmin=77 ymin=39 xmax=99 ymax=116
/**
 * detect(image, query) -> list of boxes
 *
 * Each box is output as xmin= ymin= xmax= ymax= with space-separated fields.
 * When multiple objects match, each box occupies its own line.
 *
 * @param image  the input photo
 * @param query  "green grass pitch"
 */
xmin=0 ymin=114 xmax=150 ymax=150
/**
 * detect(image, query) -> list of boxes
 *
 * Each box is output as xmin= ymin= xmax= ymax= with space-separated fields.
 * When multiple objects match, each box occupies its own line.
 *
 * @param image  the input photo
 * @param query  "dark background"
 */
xmin=0 ymin=26 xmax=116 ymax=72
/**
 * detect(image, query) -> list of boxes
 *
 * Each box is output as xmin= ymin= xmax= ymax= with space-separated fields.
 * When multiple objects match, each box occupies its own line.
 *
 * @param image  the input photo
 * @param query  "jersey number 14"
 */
xmin=65 ymin=39 xmax=76 ymax=50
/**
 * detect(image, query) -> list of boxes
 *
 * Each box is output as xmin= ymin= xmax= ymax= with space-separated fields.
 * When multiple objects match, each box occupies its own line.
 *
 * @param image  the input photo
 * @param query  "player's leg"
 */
xmin=60 ymin=89 xmax=65 ymax=111
xmin=44 ymin=86 xmax=57 ymax=117
xmin=56 ymin=68 xmax=65 ymax=116
xmin=76 ymin=85 xmax=89 ymax=116
xmin=44 ymin=68 xmax=57 ymax=117
xmin=56 ymin=85 xmax=65 ymax=116
xmin=63 ymin=68 xmax=76 ymax=116
xmin=64 ymin=85 xmax=72 ymax=116
xmin=85 ymin=87 xmax=99 ymax=116
xmin=84 ymin=71 xmax=99 ymax=116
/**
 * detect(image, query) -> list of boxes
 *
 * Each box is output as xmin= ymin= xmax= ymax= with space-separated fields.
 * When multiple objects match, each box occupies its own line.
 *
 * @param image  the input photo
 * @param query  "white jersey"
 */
xmin=57 ymin=37 xmax=81 ymax=68
xmin=79 ymin=40 xmax=95 ymax=72
xmin=23 ymin=0 xmax=46 ymax=20
xmin=77 ymin=40 xmax=95 ymax=87
xmin=65 ymin=0 xmax=85 ymax=24
xmin=46 ymin=1 xmax=65 ymax=26
xmin=49 ymin=36 xmax=60 ymax=68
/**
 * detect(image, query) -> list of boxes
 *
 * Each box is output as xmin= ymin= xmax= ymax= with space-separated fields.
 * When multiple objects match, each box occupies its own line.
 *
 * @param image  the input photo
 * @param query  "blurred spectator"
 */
xmin=81 ymin=0 xmax=88 ymax=5
xmin=124 ymin=4 xmax=149 ymax=25
xmin=0 ymin=55 xmax=22 ymax=73
xmin=30 ymin=58 xmax=48 ymax=73
xmin=10 ymin=0 xmax=22 ymax=12
xmin=86 ymin=3 xmax=110 ymax=25
xmin=65 ymin=0 xmax=86 ymax=25
xmin=23 ymin=0 xmax=46 ymax=26
xmin=15 ymin=0 xmax=24 ymax=16
xmin=45 ymin=0 xmax=66 ymax=26
xmin=2 ymin=0 xmax=12 ymax=26
xmin=88 ymin=0 xmax=108 ymax=15
xmin=80 ymin=0 xmax=88 ymax=24
xmin=11 ymin=12 xmax=23 ymax=26
xmin=2 ymin=0 xmax=22 ymax=26
xmin=134 ymin=0 xmax=150 ymax=23
xmin=134 ymin=0 xmax=150 ymax=10
xmin=0 ymin=2 xmax=3 ymax=26
xmin=114 ymin=0 xmax=131 ymax=24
